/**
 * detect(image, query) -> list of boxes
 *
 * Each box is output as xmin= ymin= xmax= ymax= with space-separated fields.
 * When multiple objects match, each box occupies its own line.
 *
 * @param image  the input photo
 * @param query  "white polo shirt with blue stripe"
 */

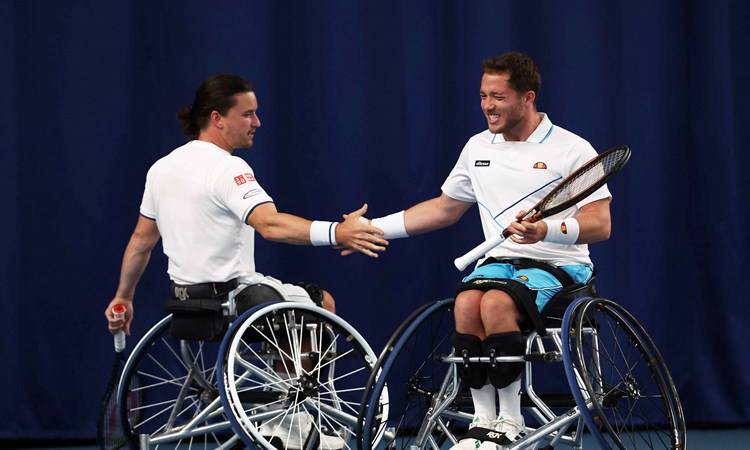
xmin=441 ymin=113 xmax=611 ymax=268
xmin=140 ymin=140 xmax=273 ymax=284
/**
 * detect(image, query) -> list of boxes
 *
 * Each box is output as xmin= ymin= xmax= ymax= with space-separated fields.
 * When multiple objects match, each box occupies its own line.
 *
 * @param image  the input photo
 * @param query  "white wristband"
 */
xmin=370 ymin=210 xmax=409 ymax=239
xmin=542 ymin=218 xmax=579 ymax=245
xmin=310 ymin=221 xmax=338 ymax=246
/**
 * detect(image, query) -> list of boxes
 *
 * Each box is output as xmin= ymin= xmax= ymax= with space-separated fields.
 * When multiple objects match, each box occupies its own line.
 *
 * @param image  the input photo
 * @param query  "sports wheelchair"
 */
xmin=356 ymin=279 xmax=686 ymax=449
xmin=115 ymin=280 xmax=384 ymax=449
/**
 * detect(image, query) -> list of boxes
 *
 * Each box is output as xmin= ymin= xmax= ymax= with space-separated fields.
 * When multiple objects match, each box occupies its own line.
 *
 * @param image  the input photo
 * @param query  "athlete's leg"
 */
xmin=479 ymin=290 xmax=524 ymax=335
xmin=454 ymin=289 xmax=485 ymax=337
xmin=321 ymin=290 xmax=335 ymax=314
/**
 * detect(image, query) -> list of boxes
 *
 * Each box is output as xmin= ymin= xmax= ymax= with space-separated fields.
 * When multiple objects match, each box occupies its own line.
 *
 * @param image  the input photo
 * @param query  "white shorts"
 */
xmin=238 ymin=273 xmax=315 ymax=306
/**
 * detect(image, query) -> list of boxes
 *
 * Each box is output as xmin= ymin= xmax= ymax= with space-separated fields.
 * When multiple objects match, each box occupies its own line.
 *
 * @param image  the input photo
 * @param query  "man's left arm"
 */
xmin=507 ymin=198 xmax=611 ymax=245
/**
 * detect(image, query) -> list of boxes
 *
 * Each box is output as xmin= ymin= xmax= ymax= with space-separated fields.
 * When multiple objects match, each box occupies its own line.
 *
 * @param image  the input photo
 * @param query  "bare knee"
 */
xmin=454 ymin=290 xmax=484 ymax=337
xmin=480 ymin=290 xmax=523 ymax=333
xmin=321 ymin=290 xmax=335 ymax=314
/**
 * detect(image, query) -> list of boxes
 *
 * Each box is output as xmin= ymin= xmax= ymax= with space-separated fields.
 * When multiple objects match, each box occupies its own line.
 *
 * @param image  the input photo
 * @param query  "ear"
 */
xmin=210 ymin=110 xmax=224 ymax=129
xmin=525 ymin=90 xmax=536 ymax=105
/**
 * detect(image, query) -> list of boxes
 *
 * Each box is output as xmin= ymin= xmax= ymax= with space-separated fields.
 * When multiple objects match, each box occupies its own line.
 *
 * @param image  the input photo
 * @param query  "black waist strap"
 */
xmin=171 ymin=278 xmax=239 ymax=300
xmin=480 ymin=257 xmax=575 ymax=287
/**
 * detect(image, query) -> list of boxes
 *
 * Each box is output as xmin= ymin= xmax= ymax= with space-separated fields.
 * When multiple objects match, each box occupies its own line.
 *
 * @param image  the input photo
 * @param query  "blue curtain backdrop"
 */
xmin=1 ymin=0 xmax=749 ymax=439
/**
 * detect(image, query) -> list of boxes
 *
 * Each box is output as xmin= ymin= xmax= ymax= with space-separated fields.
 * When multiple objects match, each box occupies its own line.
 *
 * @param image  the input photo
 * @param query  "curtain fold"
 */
xmin=2 ymin=0 xmax=748 ymax=437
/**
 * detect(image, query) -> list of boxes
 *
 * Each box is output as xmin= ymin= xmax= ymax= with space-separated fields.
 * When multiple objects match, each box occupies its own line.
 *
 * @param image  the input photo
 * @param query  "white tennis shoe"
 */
xmin=477 ymin=414 xmax=528 ymax=450
xmin=450 ymin=413 xmax=494 ymax=450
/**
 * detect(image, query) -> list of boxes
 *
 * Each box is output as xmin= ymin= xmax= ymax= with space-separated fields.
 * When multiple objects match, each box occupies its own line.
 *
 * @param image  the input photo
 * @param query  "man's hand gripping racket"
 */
xmin=112 ymin=304 xmax=126 ymax=352
xmin=454 ymin=145 xmax=631 ymax=271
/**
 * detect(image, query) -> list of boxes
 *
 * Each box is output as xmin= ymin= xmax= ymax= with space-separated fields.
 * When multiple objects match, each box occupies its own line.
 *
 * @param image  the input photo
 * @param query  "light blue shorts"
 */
xmin=462 ymin=263 xmax=593 ymax=311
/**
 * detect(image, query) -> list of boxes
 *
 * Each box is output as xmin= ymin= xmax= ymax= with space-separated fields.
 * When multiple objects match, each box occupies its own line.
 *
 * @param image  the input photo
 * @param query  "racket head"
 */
xmin=96 ymin=352 xmax=127 ymax=450
xmin=533 ymin=145 xmax=630 ymax=218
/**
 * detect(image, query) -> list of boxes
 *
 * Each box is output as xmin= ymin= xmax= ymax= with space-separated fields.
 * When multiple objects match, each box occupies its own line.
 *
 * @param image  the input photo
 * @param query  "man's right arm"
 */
xmin=247 ymin=202 xmax=388 ymax=257
xmin=403 ymin=193 xmax=473 ymax=235
xmin=105 ymin=215 xmax=161 ymax=335
xmin=363 ymin=193 xmax=473 ymax=239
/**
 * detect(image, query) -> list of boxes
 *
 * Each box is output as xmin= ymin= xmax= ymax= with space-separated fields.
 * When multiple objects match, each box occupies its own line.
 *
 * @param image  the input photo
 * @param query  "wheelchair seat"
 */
xmin=496 ymin=272 xmax=598 ymax=338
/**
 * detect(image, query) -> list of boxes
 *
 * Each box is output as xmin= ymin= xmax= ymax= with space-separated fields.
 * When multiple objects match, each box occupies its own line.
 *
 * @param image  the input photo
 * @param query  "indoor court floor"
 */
xmin=5 ymin=427 xmax=750 ymax=450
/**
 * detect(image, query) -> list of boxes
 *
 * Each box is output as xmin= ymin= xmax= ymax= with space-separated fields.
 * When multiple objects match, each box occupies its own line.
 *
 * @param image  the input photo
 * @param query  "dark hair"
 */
xmin=176 ymin=74 xmax=254 ymax=138
xmin=482 ymin=52 xmax=541 ymax=100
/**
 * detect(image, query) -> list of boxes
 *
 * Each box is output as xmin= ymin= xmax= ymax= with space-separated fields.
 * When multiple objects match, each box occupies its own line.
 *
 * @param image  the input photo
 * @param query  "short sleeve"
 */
xmin=566 ymin=142 xmax=612 ymax=208
xmin=440 ymin=142 xmax=476 ymax=202
xmin=139 ymin=168 xmax=156 ymax=219
xmin=214 ymin=157 xmax=274 ymax=222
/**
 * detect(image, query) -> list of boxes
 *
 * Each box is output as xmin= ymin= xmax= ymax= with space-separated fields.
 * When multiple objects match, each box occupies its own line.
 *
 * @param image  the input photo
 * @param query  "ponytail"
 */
xmin=177 ymin=104 xmax=199 ymax=138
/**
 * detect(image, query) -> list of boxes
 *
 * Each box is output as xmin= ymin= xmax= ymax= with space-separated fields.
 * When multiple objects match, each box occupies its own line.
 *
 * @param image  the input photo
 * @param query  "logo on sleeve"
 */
xmin=475 ymin=160 xmax=490 ymax=167
xmin=245 ymin=172 xmax=255 ymax=182
xmin=234 ymin=174 xmax=246 ymax=186
xmin=243 ymin=189 xmax=261 ymax=199
xmin=532 ymin=162 xmax=548 ymax=169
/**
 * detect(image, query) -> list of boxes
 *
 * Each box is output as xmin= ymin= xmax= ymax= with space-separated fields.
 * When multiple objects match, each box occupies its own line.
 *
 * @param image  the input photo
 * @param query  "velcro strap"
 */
xmin=164 ymin=298 xmax=223 ymax=314
xmin=463 ymin=427 xmax=513 ymax=446
xmin=481 ymin=257 xmax=574 ymax=287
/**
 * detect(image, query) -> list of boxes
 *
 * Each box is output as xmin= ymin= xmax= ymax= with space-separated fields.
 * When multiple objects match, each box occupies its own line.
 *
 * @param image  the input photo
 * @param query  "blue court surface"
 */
xmin=4 ymin=427 xmax=750 ymax=450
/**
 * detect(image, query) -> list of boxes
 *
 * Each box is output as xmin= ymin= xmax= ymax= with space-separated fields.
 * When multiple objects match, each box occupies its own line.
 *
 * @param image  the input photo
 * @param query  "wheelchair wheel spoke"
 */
xmin=117 ymin=317 xmax=235 ymax=449
xmin=563 ymin=298 xmax=686 ymax=449
xmin=219 ymin=302 xmax=379 ymax=450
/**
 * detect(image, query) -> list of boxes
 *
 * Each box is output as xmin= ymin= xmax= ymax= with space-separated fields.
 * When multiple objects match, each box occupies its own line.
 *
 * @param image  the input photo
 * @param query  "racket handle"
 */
xmin=454 ymin=232 xmax=508 ymax=271
xmin=112 ymin=304 xmax=126 ymax=353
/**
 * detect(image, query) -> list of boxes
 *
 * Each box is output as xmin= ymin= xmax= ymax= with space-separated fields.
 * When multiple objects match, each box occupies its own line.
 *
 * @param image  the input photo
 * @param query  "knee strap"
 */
xmin=451 ymin=332 xmax=486 ymax=389
xmin=483 ymin=332 xmax=525 ymax=389
xmin=457 ymin=278 xmax=546 ymax=335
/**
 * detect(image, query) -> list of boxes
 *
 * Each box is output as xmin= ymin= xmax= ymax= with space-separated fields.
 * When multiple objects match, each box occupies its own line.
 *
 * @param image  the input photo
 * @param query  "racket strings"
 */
xmin=101 ymin=373 xmax=143 ymax=450
xmin=540 ymin=150 xmax=626 ymax=211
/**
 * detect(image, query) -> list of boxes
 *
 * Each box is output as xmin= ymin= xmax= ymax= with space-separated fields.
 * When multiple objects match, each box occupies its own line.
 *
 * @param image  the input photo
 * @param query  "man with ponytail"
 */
xmin=104 ymin=75 xmax=388 ymax=448
xmin=106 ymin=72 xmax=386 ymax=327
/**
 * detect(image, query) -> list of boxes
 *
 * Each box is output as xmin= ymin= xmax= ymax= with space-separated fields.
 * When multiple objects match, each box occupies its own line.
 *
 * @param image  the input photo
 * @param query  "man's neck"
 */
xmin=197 ymin=131 xmax=233 ymax=154
xmin=502 ymin=111 xmax=542 ymax=142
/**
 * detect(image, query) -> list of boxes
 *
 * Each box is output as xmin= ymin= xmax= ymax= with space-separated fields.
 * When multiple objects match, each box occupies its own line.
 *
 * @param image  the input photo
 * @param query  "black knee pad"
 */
xmin=451 ymin=332 xmax=486 ymax=389
xmin=483 ymin=332 xmax=525 ymax=389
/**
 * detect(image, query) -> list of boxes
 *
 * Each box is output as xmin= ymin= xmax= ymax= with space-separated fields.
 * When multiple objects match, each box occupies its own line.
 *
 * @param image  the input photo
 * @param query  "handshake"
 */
xmin=332 ymin=204 xmax=408 ymax=258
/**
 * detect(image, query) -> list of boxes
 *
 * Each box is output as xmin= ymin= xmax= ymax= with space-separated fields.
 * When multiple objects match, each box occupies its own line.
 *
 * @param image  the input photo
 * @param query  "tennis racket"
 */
xmin=454 ymin=145 xmax=631 ymax=271
xmin=96 ymin=304 xmax=128 ymax=450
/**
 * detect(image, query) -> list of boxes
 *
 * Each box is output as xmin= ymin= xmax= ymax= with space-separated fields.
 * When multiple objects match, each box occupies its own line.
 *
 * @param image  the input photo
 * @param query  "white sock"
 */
xmin=470 ymin=383 xmax=497 ymax=419
xmin=497 ymin=379 xmax=523 ymax=424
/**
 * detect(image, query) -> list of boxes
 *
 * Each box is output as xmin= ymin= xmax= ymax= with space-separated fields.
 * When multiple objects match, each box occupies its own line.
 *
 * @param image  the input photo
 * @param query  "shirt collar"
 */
xmin=491 ymin=113 xmax=553 ymax=144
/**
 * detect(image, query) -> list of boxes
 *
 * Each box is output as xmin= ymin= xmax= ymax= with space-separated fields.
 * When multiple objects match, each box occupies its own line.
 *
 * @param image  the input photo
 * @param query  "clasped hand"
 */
xmin=336 ymin=204 xmax=388 ymax=257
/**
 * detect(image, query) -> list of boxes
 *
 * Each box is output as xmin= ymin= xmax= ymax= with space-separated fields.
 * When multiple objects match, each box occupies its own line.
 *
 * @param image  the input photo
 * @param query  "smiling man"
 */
xmin=106 ymin=72 xmax=388 ymax=329
xmin=104 ymin=74 xmax=387 ymax=449
xmin=360 ymin=52 xmax=612 ymax=449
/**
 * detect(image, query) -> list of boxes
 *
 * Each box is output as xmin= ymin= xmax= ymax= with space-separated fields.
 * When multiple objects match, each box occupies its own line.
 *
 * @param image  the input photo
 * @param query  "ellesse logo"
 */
xmin=475 ymin=160 xmax=490 ymax=167
xmin=532 ymin=162 xmax=548 ymax=169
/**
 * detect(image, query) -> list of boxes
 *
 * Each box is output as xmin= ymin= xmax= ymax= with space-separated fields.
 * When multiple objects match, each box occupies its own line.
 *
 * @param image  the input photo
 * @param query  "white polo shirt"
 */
xmin=140 ymin=140 xmax=273 ymax=284
xmin=441 ymin=113 xmax=611 ymax=267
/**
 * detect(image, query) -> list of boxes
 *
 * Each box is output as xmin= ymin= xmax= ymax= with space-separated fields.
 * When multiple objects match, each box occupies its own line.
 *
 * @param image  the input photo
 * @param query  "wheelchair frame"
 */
xmin=356 ymin=292 xmax=686 ymax=450
xmin=115 ymin=282 xmax=384 ymax=450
